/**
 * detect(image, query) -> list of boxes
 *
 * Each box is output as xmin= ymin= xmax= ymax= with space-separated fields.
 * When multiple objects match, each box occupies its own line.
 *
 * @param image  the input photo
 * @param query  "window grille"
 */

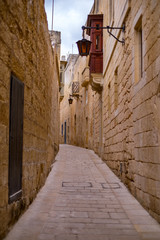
xmin=72 ymin=82 xmax=79 ymax=95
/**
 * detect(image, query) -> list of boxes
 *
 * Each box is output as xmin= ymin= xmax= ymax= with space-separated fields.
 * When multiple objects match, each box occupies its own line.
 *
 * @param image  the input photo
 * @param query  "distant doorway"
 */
xmin=64 ymin=121 xmax=67 ymax=144
xmin=86 ymin=117 xmax=88 ymax=148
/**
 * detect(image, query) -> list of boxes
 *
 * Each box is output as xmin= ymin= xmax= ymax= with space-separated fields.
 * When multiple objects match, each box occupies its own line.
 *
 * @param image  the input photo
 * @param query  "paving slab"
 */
xmin=4 ymin=144 xmax=160 ymax=240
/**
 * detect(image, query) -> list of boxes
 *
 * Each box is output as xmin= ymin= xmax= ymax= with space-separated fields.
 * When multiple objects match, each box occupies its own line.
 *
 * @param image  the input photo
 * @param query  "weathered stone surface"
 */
xmin=0 ymin=0 xmax=59 ymax=238
xmin=60 ymin=0 xmax=160 ymax=224
xmin=4 ymin=145 xmax=160 ymax=240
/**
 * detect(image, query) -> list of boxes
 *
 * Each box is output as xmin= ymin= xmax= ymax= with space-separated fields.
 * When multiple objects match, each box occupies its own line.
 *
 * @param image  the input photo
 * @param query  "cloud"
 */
xmin=45 ymin=0 xmax=94 ymax=56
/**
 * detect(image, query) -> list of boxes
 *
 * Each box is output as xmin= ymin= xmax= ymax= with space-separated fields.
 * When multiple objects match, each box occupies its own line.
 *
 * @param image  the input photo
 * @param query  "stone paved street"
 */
xmin=4 ymin=145 xmax=160 ymax=240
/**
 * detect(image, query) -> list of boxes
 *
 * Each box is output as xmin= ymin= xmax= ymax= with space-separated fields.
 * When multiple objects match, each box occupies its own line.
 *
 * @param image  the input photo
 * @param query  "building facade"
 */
xmin=0 ymin=0 xmax=60 ymax=238
xmin=60 ymin=56 xmax=67 ymax=103
xmin=60 ymin=0 xmax=160 ymax=223
xmin=60 ymin=54 xmax=79 ymax=145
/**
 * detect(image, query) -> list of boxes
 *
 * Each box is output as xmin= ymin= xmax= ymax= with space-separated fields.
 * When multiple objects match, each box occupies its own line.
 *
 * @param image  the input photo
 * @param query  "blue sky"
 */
xmin=45 ymin=0 xmax=94 ymax=57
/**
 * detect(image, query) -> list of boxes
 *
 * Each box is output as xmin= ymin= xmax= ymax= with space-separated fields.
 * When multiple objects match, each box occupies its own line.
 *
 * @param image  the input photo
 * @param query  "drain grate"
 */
xmin=62 ymin=182 xmax=93 ymax=188
xmin=101 ymin=183 xmax=121 ymax=189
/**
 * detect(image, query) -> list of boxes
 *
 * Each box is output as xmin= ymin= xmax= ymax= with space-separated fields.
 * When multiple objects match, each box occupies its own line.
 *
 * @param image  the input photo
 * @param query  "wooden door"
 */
xmin=9 ymin=74 xmax=24 ymax=203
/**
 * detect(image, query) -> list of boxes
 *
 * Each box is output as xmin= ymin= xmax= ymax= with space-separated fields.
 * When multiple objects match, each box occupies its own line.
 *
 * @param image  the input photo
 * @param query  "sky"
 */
xmin=45 ymin=0 xmax=94 ymax=58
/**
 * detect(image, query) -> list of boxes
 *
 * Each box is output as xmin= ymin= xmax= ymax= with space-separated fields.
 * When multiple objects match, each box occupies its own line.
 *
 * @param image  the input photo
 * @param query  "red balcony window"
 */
xmin=86 ymin=14 xmax=103 ymax=74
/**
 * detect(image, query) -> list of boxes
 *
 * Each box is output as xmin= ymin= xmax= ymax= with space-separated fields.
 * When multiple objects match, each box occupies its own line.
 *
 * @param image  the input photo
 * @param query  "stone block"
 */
xmin=0 ymin=186 xmax=8 ymax=208
xmin=0 ymin=0 xmax=59 ymax=236
xmin=0 ymin=101 xmax=9 ymax=126
xmin=0 ymin=144 xmax=8 ymax=167
xmin=0 ymin=124 xmax=7 ymax=144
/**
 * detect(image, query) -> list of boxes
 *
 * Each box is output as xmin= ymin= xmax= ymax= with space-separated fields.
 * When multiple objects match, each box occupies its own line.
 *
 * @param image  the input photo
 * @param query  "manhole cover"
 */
xmin=101 ymin=183 xmax=121 ymax=189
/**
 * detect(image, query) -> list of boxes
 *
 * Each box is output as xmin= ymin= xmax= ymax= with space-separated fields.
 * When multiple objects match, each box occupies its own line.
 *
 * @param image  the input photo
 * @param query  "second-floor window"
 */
xmin=96 ymin=35 xmax=100 ymax=50
xmin=86 ymin=88 xmax=88 ymax=104
xmin=109 ymin=0 xmax=114 ymax=25
xmin=61 ymin=124 xmax=63 ymax=136
xmin=134 ymin=16 xmax=143 ymax=83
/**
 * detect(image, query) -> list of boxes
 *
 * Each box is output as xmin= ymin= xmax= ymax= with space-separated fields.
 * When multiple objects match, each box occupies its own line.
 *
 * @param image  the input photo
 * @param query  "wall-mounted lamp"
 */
xmin=68 ymin=94 xmax=82 ymax=105
xmin=76 ymin=24 xmax=125 ymax=56
xmin=76 ymin=38 xmax=92 ymax=57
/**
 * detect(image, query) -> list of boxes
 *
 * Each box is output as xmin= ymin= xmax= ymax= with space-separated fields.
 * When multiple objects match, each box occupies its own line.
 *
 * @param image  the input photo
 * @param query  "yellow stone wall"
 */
xmin=60 ymin=54 xmax=95 ymax=149
xmin=0 ymin=0 xmax=59 ymax=237
xmin=101 ymin=0 xmax=160 ymax=222
xmin=60 ymin=54 xmax=78 ymax=145
xmin=60 ymin=0 xmax=160 ymax=223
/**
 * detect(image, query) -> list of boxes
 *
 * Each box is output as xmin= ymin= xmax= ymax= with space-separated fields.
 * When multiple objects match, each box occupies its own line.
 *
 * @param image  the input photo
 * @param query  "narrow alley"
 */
xmin=4 ymin=145 xmax=160 ymax=240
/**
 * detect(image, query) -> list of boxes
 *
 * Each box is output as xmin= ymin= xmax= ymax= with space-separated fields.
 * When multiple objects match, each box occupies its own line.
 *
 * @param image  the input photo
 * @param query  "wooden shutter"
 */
xmin=9 ymin=74 xmax=24 ymax=203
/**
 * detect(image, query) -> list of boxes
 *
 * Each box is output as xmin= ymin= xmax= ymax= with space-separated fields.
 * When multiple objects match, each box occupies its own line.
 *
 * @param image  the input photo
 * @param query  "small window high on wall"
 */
xmin=114 ymin=67 xmax=118 ymax=110
xmin=86 ymin=88 xmax=88 ymax=104
xmin=134 ymin=16 xmax=143 ymax=83
xmin=108 ymin=82 xmax=111 ymax=117
xmin=61 ymin=124 xmax=63 ymax=136
xmin=109 ymin=0 xmax=114 ymax=26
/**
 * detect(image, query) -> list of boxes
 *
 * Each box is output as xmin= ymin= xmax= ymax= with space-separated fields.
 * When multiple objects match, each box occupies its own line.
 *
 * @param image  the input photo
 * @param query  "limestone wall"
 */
xmin=101 ymin=0 xmax=160 ymax=222
xmin=60 ymin=0 xmax=160 ymax=223
xmin=0 ymin=0 xmax=59 ymax=237
xmin=60 ymin=54 xmax=78 ymax=144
